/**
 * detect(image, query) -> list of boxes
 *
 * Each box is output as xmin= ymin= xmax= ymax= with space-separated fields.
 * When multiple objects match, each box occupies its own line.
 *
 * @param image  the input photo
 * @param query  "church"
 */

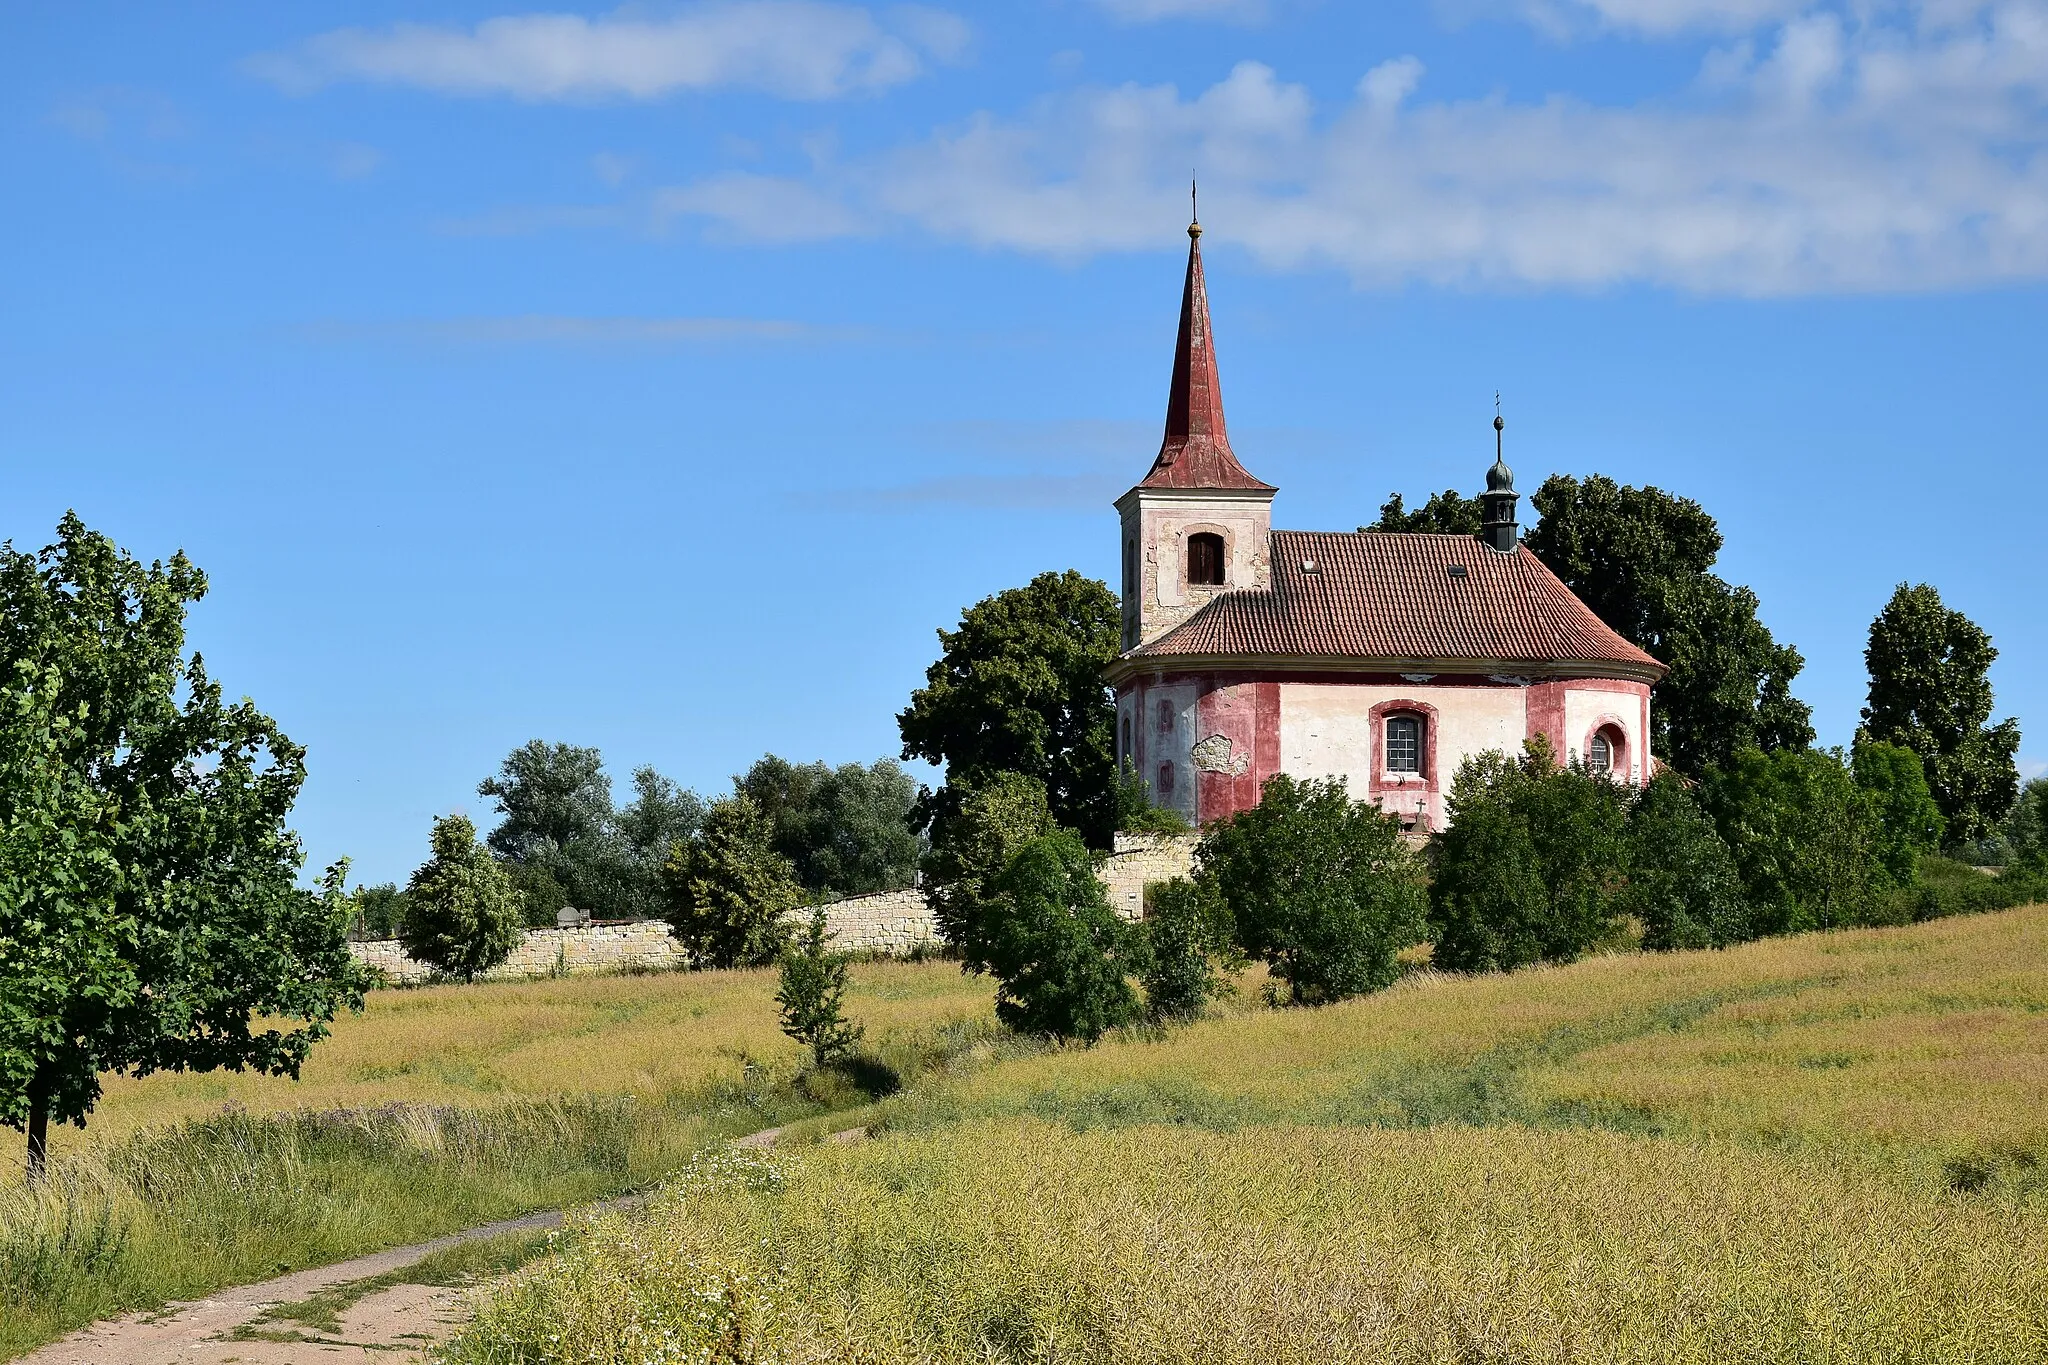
xmin=1108 ymin=217 xmax=1665 ymax=832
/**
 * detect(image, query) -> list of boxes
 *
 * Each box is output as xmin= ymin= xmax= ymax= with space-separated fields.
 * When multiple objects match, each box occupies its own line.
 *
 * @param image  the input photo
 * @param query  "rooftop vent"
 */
xmin=1301 ymin=558 xmax=1320 ymax=574
xmin=1447 ymin=564 xmax=1469 ymax=579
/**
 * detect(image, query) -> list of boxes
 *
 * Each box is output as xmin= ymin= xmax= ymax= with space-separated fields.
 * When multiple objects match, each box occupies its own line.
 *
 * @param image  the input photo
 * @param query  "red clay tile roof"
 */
xmin=1128 ymin=531 xmax=1664 ymax=676
xmin=1135 ymin=225 xmax=1275 ymax=493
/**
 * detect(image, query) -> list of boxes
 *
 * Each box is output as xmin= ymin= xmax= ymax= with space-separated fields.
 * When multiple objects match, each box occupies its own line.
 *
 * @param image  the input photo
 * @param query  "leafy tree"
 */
xmin=899 ymin=570 xmax=1122 ymax=848
xmin=504 ymin=860 xmax=568 ymax=928
xmin=738 ymin=755 xmax=920 ymax=898
xmin=616 ymin=765 xmax=705 ymax=895
xmin=662 ymin=792 xmax=803 ymax=969
xmin=479 ymin=740 xmax=614 ymax=860
xmin=1851 ymin=739 xmax=1946 ymax=885
xmin=1859 ymin=583 xmax=2022 ymax=846
xmin=1141 ymin=877 xmax=1236 ymax=1022
xmin=983 ymin=831 xmax=1145 ymax=1040
xmin=400 ymin=815 xmax=525 ymax=981
xmin=1371 ymin=489 xmax=1485 ymax=534
xmin=347 ymin=883 xmax=411 ymax=941
xmin=1428 ymin=742 xmax=1630 ymax=971
xmin=0 ymin=515 xmax=365 ymax=1175
xmin=776 ymin=908 xmax=863 ymax=1067
xmin=2005 ymin=778 xmax=2048 ymax=869
xmin=920 ymin=770 xmax=1055 ymax=970
xmin=1699 ymin=748 xmax=1894 ymax=935
xmin=1199 ymin=774 xmax=1427 ymax=1004
xmin=1525 ymin=474 xmax=1814 ymax=772
xmin=1624 ymin=774 xmax=1752 ymax=951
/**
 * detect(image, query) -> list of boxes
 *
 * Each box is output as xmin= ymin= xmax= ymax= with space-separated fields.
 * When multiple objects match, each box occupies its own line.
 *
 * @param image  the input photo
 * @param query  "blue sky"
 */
xmin=3 ymin=0 xmax=2043 ymax=885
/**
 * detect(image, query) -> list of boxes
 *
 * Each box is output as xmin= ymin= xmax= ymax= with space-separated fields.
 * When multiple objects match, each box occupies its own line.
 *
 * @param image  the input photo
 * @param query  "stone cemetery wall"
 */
xmin=782 ymin=888 xmax=940 ymax=956
xmin=349 ymin=919 xmax=688 ymax=986
xmin=1098 ymin=832 xmax=1201 ymax=919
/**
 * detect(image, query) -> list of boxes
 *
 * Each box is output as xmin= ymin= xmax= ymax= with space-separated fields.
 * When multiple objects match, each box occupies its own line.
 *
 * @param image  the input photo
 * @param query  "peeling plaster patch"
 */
xmin=1192 ymin=733 xmax=1250 ymax=775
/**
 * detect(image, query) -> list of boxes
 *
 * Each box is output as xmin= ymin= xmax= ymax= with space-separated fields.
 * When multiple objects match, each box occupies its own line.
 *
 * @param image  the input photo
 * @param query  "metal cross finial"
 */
xmin=1191 ymin=175 xmax=1198 ymax=223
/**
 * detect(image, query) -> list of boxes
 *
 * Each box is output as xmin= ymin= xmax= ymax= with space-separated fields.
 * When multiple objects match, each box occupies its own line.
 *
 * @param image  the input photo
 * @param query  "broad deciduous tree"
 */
xmin=1859 ymin=583 xmax=2021 ymax=846
xmin=738 ymin=755 xmax=920 ymax=898
xmin=1371 ymin=489 xmax=1485 ymax=534
xmin=898 ymin=571 xmax=1121 ymax=848
xmin=1699 ymin=748 xmax=1894 ymax=935
xmin=983 ymin=830 xmax=1145 ymax=1040
xmin=1624 ymin=773 xmax=1752 ymax=951
xmin=1525 ymin=474 xmax=1814 ymax=773
xmin=1200 ymin=774 xmax=1427 ymax=1004
xmin=0 ymin=515 xmax=364 ymax=1175
xmin=920 ymin=770 xmax=1054 ymax=971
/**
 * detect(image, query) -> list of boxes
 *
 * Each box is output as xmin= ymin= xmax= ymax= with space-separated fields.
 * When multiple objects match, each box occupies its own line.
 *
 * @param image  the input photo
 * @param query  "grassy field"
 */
xmin=0 ymin=960 xmax=996 ymax=1359
xmin=449 ymin=904 xmax=2048 ymax=1364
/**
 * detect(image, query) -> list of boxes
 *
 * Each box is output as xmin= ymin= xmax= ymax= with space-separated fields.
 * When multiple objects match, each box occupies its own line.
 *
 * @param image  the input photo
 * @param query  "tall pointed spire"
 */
xmin=1136 ymin=201 xmax=1274 ymax=492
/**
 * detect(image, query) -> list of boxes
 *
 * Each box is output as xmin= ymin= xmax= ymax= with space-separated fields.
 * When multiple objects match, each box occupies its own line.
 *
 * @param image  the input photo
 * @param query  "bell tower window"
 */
xmin=1187 ymin=532 xmax=1225 ymax=586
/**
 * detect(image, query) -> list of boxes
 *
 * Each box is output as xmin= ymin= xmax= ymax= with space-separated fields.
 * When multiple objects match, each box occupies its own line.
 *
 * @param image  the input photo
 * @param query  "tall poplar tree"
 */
xmin=1860 ymin=583 xmax=2021 ymax=846
xmin=0 ymin=516 xmax=363 ymax=1175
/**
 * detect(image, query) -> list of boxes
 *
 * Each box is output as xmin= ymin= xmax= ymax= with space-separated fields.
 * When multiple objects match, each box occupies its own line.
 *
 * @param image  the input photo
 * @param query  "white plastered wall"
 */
xmin=1280 ymin=682 xmax=1528 ymax=803
xmin=1564 ymin=687 xmax=1645 ymax=783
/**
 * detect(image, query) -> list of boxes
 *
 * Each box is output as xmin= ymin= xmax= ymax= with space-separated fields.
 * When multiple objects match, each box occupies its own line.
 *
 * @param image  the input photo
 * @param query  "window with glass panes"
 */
xmin=1384 ymin=716 xmax=1421 ymax=774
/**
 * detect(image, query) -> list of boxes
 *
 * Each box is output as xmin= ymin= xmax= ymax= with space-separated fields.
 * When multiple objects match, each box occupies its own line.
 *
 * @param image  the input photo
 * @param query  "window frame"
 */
xmin=1186 ymin=531 xmax=1226 ymax=587
xmin=1383 ymin=714 xmax=1423 ymax=775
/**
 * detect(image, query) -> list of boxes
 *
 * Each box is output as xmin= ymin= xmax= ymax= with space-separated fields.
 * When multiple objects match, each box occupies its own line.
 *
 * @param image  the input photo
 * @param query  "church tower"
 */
xmin=1114 ymin=212 xmax=1276 ymax=651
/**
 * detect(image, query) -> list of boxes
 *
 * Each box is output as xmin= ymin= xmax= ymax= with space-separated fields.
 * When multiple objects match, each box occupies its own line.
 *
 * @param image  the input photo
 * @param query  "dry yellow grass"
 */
xmin=883 ymin=903 xmax=2048 ymax=1184
xmin=50 ymin=960 xmax=995 ymax=1155
xmin=450 ymin=1119 xmax=2048 ymax=1364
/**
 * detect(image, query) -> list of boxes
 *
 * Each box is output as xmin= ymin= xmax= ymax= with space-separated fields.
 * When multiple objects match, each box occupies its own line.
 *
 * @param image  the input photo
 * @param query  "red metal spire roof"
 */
xmin=1135 ymin=220 xmax=1275 ymax=493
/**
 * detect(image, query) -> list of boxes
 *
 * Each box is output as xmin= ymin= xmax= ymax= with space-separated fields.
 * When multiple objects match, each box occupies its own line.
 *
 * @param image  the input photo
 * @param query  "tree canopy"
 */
xmin=1524 ymin=474 xmax=1814 ymax=773
xmin=1859 ymin=583 xmax=2021 ymax=846
xmin=662 ymin=792 xmax=802 ymax=969
xmin=0 ymin=515 xmax=364 ymax=1173
xmin=1371 ymin=490 xmax=1485 ymax=535
xmin=898 ymin=571 xmax=1121 ymax=848
xmin=738 ymin=755 xmax=920 ymax=898
xmin=400 ymin=815 xmax=525 ymax=981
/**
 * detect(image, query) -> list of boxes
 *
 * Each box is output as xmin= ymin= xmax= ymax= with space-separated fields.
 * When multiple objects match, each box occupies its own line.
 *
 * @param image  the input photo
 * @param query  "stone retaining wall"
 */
xmin=1099 ymin=832 xmax=1201 ymax=919
xmin=349 ymin=920 xmax=688 ymax=986
xmin=354 ymin=835 xmax=1207 ymax=982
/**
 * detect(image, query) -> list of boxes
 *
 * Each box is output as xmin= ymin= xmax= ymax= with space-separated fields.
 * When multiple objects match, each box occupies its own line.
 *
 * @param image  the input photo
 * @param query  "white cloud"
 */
xmin=1507 ymin=0 xmax=1817 ymax=37
xmin=248 ymin=2 xmax=965 ymax=102
xmin=635 ymin=4 xmax=2048 ymax=294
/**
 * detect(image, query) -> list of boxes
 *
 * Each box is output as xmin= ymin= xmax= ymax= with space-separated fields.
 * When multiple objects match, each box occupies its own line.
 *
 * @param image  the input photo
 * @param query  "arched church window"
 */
xmin=1156 ymin=699 xmax=1175 ymax=735
xmin=1187 ymin=532 xmax=1225 ymax=586
xmin=1385 ymin=715 xmax=1422 ymax=774
xmin=1120 ymin=714 xmax=1132 ymax=764
xmin=1156 ymin=762 xmax=1176 ymax=798
xmin=1589 ymin=728 xmax=1620 ymax=776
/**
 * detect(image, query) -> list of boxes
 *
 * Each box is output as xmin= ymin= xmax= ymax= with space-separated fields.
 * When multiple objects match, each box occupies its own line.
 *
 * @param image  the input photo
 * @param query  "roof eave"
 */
xmin=1106 ymin=650 xmax=1667 ymax=688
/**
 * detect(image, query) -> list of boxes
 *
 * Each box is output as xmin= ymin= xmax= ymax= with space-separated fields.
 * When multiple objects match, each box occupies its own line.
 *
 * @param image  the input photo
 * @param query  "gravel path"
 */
xmin=16 ymin=1123 xmax=859 ymax=1365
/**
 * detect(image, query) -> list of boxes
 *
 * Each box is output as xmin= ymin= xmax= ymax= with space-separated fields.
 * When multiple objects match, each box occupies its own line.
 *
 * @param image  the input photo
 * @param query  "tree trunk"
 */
xmin=26 ymin=1087 xmax=49 ymax=1182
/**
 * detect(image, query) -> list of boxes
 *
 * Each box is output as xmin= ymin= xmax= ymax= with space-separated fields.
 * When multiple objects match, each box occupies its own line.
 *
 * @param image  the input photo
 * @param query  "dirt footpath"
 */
xmin=18 ymin=1123 xmax=847 ymax=1365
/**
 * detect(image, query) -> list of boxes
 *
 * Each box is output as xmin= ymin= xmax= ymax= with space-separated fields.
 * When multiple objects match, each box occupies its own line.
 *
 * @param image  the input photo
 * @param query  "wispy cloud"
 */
xmin=1504 ymin=0 xmax=1815 ymax=38
xmin=297 ymin=315 xmax=866 ymax=344
xmin=1088 ymin=0 xmax=1271 ymax=21
xmin=248 ymin=2 xmax=968 ymax=102
xmin=627 ymin=2 xmax=2048 ymax=295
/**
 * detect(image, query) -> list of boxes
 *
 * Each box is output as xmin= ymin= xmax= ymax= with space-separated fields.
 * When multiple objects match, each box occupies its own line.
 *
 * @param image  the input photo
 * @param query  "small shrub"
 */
xmin=984 ymin=831 xmax=1145 ymax=1040
xmin=1428 ymin=743 xmax=1629 ymax=972
xmin=777 ymin=909 xmax=864 ymax=1068
xmin=399 ymin=815 xmax=525 ymax=981
xmin=1625 ymin=774 xmax=1752 ymax=951
xmin=1141 ymin=878 xmax=1236 ymax=1022
xmin=1905 ymin=856 xmax=2048 ymax=921
xmin=1201 ymin=774 xmax=1426 ymax=1005
xmin=1115 ymin=762 xmax=1192 ymax=835
xmin=661 ymin=793 xmax=802 ymax=969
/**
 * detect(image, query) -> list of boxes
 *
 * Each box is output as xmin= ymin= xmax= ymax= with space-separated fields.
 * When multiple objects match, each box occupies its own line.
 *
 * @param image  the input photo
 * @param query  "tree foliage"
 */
xmin=919 ymin=770 xmax=1055 ymax=971
xmin=1141 ymin=877 xmax=1236 ymax=1022
xmin=1524 ymin=474 xmax=1814 ymax=773
xmin=0 ymin=515 xmax=365 ymax=1172
xmin=400 ymin=815 xmax=525 ymax=981
xmin=1623 ymin=774 xmax=1752 ymax=951
xmin=477 ymin=743 xmax=702 ymax=920
xmin=738 ymin=755 xmax=920 ymax=898
xmin=1859 ymin=583 xmax=2022 ymax=846
xmin=1850 ymin=739 xmax=1946 ymax=886
xmin=983 ymin=830 xmax=1145 ymax=1040
xmin=1371 ymin=489 xmax=1485 ymax=534
xmin=1428 ymin=742 xmax=1631 ymax=972
xmin=776 ymin=908 xmax=863 ymax=1068
xmin=1698 ymin=748 xmax=1894 ymax=935
xmin=346 ymin=882 xmax=410 ymax=941
xmin=1199 ymin=775 xmax=1427 ymax=1004
xmin=898 ymin=571 xmax=1122 ymax=848
xmin=661 ymin=792 xmax=802 ymax=969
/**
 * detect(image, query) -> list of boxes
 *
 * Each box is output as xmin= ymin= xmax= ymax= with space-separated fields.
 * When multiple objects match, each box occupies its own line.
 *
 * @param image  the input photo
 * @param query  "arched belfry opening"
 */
xmin=1188 ymin=532 xmax=1225 ymax=585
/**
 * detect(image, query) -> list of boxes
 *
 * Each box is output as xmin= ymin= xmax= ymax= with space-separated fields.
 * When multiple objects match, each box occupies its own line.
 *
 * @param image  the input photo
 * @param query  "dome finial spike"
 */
xmin=1189 ymin=174 xmax=1201 ymax=239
